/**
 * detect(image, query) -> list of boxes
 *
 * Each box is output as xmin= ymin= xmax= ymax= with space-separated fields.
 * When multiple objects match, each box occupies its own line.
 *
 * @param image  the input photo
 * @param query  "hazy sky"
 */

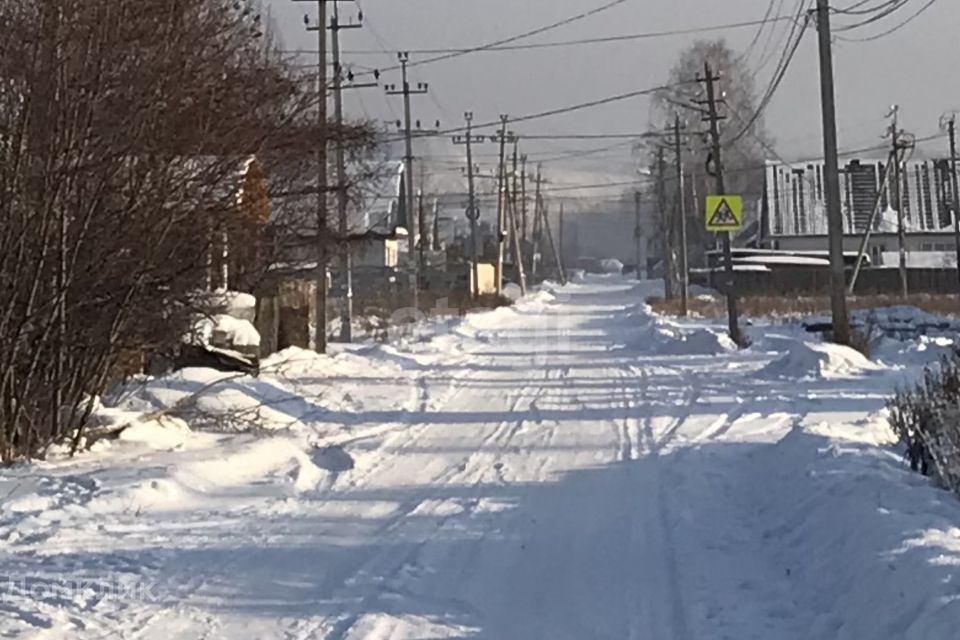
xmin=265 ymin=0 xmax=959 ymax=191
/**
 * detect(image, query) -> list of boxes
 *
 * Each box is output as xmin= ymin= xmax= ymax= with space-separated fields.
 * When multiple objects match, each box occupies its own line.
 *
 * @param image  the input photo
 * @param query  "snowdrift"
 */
xmin=872 ymin=335 xmax=957 ymax=368
xmin=654 ymin=325 xmax=737 ymax=356
xmin=109 ymin=366 xmax=322 ymax=433
xmin=761 ymin=340 xmax=882 ymax=380
xmin=747 ymin=426 xmax=960 ymax=639
xmin=621 ymin=309 xmax=736 ymax=356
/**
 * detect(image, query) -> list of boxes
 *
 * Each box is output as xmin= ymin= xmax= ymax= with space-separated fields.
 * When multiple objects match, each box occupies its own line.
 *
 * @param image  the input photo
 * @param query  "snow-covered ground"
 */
xmin=3 ymin=277 xmax=960 ymax=639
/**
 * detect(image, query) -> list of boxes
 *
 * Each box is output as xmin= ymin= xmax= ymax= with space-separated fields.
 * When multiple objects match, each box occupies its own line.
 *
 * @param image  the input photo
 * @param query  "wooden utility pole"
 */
xmin=492 ymin=116 xmax=514 ymax=296
xmin=848 ymin=153 xmax=896 ymax=293
xmin=508 ymin=140 xmax=528 ymax=293
xmin=520 ymin=155 xmax=529 ymax=248
xmin=506 ymin=145 xmax=528 ymax=295
xmin=452 ymin=112 xmax=485 ymax=296
xmin=634 ymin=191 xmax=644 ymax=281
xmin=417 ymin=189 xmax=426 ymax=280
xmin=558 ymin=203 xmax=565 ymax=267
xmin=431 ymin=198 xmax=441 ymax=251
xmin=385 ymin=53 xmax=429 ymax=309
xmin=700 ymin=62 xmax=742 ymax=345
xmin=297 ymin=0 xmax=330 ymax=353
xmin=657 ymin=146 xmax=675 ymax=300
xmin=888 ymin=105 xmax=908 ymax=299
xmin=673 ymin=113 xmax=689 ymax=316
xmin=531 ymin=168 xmax=544 ymax=280
xmin=329 ymin=3 xmax=371 ymax=343
xmin=815 ymin=0 xmax=851 ymax=343
xmin=946 ymin=114 xmax=960 ymax=285
xmin=540 ymin=195 xmax=567 ymax=285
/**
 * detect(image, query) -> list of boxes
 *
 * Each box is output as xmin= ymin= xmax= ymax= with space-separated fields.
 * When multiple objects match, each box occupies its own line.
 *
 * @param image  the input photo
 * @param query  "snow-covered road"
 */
xmin=4 ymin=278 xmax=960 ymax=639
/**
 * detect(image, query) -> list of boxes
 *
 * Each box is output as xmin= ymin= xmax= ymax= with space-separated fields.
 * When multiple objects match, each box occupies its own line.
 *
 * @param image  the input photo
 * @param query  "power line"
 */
xmin=730 ymin=1 xmax=812 ymax=145
xmin=377 ymin=79 xmax=697 ymax=144
xmin=317 ymin=17 xmax=798 ymax=56
xmin=359 ymin=0 xmax=628 ymax=76
xmin=837 ymin=0 xmax=939 ymax=41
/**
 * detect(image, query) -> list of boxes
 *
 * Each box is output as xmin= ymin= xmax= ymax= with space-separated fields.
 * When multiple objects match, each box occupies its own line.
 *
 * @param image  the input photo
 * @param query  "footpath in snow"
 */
xmin=3 ymin=277 xmax=960 ymax=639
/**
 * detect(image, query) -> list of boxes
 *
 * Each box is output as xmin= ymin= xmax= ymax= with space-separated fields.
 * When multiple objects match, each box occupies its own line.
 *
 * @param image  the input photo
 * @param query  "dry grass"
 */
xmin=649 ymin=293 xmax=960 ymax=320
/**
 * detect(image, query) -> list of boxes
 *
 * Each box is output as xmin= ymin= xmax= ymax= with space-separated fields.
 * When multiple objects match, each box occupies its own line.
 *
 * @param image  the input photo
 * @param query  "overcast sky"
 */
xmin=265 ymin=0 xmax=959 ymax=192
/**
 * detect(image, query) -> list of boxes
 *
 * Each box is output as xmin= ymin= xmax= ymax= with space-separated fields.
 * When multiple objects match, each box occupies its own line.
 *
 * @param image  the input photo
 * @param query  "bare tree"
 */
xmin=0 ymin=0 xmax=377 ymax=461
xmin=649 ymin=39 xmax=772 ymax=267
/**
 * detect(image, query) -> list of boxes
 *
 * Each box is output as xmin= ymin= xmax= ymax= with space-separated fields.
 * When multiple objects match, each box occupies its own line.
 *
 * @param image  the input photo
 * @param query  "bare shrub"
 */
xmin=888 ymin=354 xmax=960 ymax=493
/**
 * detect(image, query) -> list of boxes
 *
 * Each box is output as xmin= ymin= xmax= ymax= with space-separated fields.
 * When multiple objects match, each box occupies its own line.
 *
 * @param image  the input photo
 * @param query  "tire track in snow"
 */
xmin=319 ymin=368 xmax=555 ymax=640
xmin=631 ymin=363 xmax=694 ymax=640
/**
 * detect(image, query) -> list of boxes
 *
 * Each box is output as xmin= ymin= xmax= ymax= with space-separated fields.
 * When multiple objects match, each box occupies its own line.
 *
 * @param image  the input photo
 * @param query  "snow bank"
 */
xmin=761 ymin=340 xmax=882 ymax=380
xmin=654 ymin=325 xmax=737 ymax=356
xmin=620 ymin=308 xmax=736 ymax=356
xmin=747 ymin=425 xmax=960 ymax=639
xmin=872 ymin=335 xmax=957 ymax=368
xmin=112 ymin=366 xmax=320 ymax=431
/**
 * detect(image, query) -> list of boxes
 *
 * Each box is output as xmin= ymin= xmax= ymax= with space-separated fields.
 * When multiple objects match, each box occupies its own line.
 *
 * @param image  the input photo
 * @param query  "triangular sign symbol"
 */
xmin=709 ymin=199 xmax=738 ymax=227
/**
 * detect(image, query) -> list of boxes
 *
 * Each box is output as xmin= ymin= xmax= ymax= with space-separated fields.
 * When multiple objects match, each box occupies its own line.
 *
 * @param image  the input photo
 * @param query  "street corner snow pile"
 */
xmin=653 ymin=324 xmax=737 ymax=356
xmin=760 ymin=339 xmax=882 ymax=380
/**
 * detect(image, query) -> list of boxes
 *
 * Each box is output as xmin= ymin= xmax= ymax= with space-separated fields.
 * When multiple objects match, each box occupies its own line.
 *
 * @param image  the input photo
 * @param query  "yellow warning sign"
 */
xmin=705 ymin=195 xmax=743 ymax=232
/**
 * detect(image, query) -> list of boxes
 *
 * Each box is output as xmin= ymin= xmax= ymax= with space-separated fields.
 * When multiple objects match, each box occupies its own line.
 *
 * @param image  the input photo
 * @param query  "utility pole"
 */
xmin=634 ymin=191 xmax=644 ymax=281
xmin=492 ymin=116 xmax=515 ymax=296
xmin=531 ymin=167 xmax=544 ymax=280
xmin=521 ymin=155 xmax=529 ymax=248
xmin=888 ymin=105 xmax=908 ymax=299
xmin=385 ymin=53 xmax=429 ymax=309
xmin=657 ymin=146 xmax=675 ymax=300
xmin=700 ymin=62 xmax=742 ymax=345
xmin=508 ymin=141 xmax=528 ymax=295
xmin=848 ymin=152 xmax=896 ymax=293
xmin=558 ymin=203 xmax=565 ymax=267
xmin=945 ymin=114 xmax=960 ymax=286
xmin=329 ymin=3 xmax=372 ymax=343
xmin=452 ymin=113 xmax=486 ymax=297
xmin=673 ymin=113 xmax=689 ymax=316
xmin=431 ymin=198 xmax=441 ymax=251
xmin=540 ymin=193 xmax=567 ymax=286
xmin=815 ymin=0 xmax=851 ymax=343
xmin=296 ymin=0 xmax=330 ymax=353
xmin=417 ymin=189 xmax=426 ymax=281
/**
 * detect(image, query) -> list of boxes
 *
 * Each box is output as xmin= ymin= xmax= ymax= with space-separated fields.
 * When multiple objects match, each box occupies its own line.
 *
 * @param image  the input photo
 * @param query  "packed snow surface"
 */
xmin=2 ymin=278 xmax=960 ymax=639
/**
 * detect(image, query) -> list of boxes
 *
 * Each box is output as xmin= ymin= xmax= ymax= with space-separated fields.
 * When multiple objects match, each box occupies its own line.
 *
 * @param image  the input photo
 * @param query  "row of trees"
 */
xmin=0 ymin=0 xmax=377 ymax=461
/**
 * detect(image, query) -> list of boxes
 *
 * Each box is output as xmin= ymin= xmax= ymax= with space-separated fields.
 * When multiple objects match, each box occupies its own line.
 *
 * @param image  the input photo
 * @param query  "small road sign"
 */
xmin=705 ymin=195 xmax=743 ymax=232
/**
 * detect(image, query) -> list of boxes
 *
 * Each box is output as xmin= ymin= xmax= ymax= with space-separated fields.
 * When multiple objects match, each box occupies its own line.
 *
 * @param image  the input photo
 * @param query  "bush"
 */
xmin=888 ymin=352 xmax=960 ymax=493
